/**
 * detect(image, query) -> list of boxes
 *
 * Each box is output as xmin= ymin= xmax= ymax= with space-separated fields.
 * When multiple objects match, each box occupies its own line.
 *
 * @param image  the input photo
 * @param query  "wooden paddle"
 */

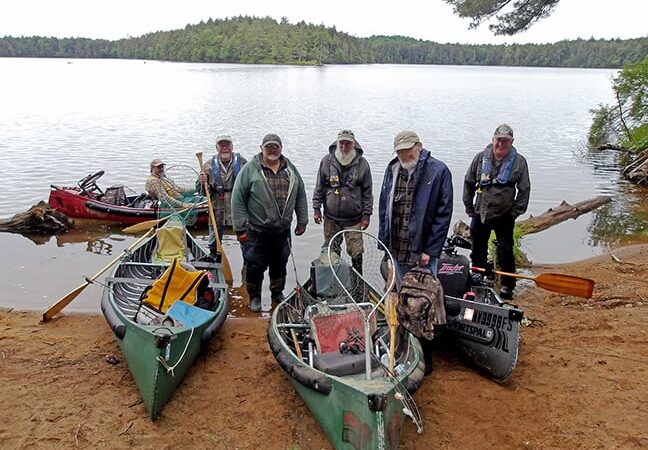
xmin=385 ymin=259 xmax=399 ymax=374
xmin=196 ymin=152 xmax=233 ymax=285
xmin=122 ymin=206 xmax=192 ymax=234
xmin=42 ymin=227 xmax=155 ymax=322
xmin=472 ymin=266 xmax=595 ymax=298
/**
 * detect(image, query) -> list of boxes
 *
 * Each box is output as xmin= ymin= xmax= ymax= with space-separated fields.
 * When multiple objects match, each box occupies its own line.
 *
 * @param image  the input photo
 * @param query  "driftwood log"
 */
xmin=0 ymin=201 xmax=73 ymax=235
xmin=622 ymin=148 xmax=648 ymax=185
xmin=453 ymin=195 xmax=612 ymax=240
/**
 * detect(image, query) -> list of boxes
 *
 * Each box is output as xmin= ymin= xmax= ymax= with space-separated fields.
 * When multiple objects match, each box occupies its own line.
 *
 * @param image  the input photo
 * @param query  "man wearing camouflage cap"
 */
xmin=463 ymin=124 xmax=530 ymax=299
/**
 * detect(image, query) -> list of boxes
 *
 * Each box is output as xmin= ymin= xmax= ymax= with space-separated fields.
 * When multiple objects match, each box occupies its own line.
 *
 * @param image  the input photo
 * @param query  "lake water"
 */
xmin=0 ymin=58 xmax=639 ymax=312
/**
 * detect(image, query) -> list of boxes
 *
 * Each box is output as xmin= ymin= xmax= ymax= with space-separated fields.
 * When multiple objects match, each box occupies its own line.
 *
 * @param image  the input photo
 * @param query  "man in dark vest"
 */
xmin=463 ymin=124 xmax=531 ymax=299
xmin=198 ymin=134 xmax=247 ymax=256
xmin=312 ymin=129 xmax=373 ymax=273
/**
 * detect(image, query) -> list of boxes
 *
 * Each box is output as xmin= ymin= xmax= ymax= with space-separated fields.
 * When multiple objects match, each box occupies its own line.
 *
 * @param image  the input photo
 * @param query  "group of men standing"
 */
xmin=146 ymin=125 xmax=530 ymax=313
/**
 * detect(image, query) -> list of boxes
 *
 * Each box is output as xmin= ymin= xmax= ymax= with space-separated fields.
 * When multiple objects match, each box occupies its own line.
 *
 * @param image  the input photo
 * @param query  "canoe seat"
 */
xmin=313 ymin=351 xmax=377 ymax=376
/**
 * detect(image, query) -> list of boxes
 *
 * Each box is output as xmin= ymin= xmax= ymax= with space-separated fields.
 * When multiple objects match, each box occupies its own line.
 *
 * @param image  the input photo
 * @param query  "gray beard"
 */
xmin=335 ymin=148 xmax=356 ymax=166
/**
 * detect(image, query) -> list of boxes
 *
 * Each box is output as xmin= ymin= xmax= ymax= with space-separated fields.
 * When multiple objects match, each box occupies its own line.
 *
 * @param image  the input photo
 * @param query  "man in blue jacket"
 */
xmin=379 ymin=130 xmax=453 ymax=285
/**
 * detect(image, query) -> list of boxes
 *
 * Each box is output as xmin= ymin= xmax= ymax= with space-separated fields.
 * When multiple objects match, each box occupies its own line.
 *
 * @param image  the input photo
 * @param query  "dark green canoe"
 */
xmin=101 ymin=223 xmax=228 ymax=420
xmin=268 ymin=279 xmax=426 ymax=450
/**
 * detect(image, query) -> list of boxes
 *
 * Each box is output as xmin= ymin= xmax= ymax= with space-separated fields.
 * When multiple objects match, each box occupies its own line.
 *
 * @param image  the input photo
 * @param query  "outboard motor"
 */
xmin=437 ymin=236 xmax=471 ymax=299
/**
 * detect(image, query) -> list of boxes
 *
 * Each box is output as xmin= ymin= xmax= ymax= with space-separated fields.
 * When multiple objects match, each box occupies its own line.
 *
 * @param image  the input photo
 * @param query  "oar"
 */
xmin=472 ymin=266 xmax=595 ymax=298
xmin=196 ymin=152 xmax=233 ymax=285
xmin=122 ymin=206 xmax=192 ymax=234
xmin=42 ymin=227 xmax=155 ymax=322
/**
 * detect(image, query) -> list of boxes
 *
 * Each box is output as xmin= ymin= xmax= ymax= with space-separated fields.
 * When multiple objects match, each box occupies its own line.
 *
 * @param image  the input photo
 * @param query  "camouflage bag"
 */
xmin=397 ymin=267 xmax=446 ymax=340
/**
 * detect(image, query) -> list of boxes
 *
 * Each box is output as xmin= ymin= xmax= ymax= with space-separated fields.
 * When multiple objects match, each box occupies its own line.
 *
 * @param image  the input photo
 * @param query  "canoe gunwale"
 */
xmin=268 ymin=321 xmax=333 ymax=395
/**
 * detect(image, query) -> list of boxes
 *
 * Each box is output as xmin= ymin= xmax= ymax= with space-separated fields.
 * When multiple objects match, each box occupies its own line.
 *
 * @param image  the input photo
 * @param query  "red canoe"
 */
xmin=48 ymin=171 xmax=209 ymax=226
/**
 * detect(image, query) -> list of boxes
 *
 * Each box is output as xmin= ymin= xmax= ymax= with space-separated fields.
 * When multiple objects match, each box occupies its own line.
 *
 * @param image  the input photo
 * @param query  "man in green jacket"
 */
xmin=231 ymin=133 xmax=308 ymax=312
xmin=463 ymin=124 xmax=531 ymax=299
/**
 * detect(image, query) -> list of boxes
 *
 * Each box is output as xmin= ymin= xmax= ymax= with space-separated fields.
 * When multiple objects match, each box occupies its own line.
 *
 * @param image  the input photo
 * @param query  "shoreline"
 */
xmin=1 ymin=244 xmax=647 ymax=448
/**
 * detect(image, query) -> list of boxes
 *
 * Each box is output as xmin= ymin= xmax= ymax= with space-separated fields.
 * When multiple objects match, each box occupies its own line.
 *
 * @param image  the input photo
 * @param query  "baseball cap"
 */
xmin=150 ymin=158 xmax=165 ymax=167
xmin=493 ymin=124 xmax=514 ymax=140
xmin=215 ymin=134 xmax=233 ymax=144
xmin=261 ymin=133 xmax=283 ymax=148
xmin=393 ymin=130 xmax=420 ymax=151
xmin=337 ymin=129 xmax=355 ymax=142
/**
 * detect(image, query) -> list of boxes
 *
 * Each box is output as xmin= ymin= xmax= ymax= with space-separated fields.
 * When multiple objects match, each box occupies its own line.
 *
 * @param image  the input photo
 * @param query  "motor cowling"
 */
xmin=437 ymin=251 xmax=471 ymax=298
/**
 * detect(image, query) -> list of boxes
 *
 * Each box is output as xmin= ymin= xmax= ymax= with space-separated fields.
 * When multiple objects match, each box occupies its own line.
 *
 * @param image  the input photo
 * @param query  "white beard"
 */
xmin=335 ymin=148 xmax=356 ymax=166
xmin=265 ymin=153 xmax=281 ymax=162
xmin=399 ymin=158 xmax=417 ymax=171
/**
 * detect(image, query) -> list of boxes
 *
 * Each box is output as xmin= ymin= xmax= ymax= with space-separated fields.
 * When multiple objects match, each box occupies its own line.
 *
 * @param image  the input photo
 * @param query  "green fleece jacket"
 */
xmin=231 ymin=153 xmax=308 ymax=234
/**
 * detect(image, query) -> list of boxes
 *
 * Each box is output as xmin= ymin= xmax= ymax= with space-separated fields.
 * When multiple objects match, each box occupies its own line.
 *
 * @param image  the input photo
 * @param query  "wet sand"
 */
xmin=1 ymin=244 xmax=647 ymax=449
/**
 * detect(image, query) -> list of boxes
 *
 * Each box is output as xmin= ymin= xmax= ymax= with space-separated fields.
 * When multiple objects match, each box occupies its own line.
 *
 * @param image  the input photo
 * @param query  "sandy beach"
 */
xmin=1 ymin=244 xmax=647 ymax=449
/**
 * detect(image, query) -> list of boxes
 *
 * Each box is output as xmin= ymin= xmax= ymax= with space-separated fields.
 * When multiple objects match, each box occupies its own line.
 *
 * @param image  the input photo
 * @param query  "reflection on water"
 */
xmin=1 ymin=58 xmax=644 ymax=311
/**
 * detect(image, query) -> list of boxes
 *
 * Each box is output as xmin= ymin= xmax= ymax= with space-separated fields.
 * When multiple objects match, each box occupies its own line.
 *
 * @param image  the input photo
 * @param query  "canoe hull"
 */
xmin=290 ymin=375 xmax=407 ymax=450
xmin=108 ymin=298 xmax=216 ymax=419
xmin=49 ymin=185 xmax=209 ymax=225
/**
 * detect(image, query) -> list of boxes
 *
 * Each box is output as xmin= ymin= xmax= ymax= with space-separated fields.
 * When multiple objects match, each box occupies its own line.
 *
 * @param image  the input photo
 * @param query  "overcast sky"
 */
xmin=1 ymin=0 xmax=646 ymax=45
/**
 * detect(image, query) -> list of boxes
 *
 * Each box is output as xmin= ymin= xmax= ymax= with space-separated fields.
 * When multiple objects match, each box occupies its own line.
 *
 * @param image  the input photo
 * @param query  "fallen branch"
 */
xmin=118 ymin=421 xmax=134 ymax=436
xmin=517 ymin=196 xmax=612 ymax=235
xmin=597 ymin=143 xmax=625 ymax=151
xmin=453 ymin=196 xmax=612 ymax=240
xmin=610 ymin=253 xmax=640 ymax=266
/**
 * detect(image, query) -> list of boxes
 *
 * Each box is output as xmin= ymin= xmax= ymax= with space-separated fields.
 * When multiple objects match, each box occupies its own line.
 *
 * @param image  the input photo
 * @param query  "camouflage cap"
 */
xmin=337 ymin=129 xmax=356 ymax=143
xmin=493 ymin=124 xmax=514 ymax=140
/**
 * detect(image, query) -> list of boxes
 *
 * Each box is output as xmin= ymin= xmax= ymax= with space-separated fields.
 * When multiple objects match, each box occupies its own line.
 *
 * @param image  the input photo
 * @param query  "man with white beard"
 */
xmin=231 ymin=133 xmax=308 ymax=312
xmin=312 ymin=130 xmax=373 ymax=274
xmin=378 ymin=130 xmax=453 ymax=285
xmin=379 ymin=130 xmax=453 ymax=375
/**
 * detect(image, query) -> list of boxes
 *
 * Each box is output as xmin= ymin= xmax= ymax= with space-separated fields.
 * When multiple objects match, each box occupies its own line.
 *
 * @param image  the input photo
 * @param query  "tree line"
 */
xmin=1 ymin=16 xmax=646 ymax=68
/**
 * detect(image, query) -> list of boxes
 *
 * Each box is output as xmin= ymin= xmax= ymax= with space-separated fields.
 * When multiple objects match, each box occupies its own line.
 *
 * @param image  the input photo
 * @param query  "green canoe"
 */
xmin=101 ymin=223 xmax=228 ymax=420
xmin=268 ymin=279 xmax=425 ymax=449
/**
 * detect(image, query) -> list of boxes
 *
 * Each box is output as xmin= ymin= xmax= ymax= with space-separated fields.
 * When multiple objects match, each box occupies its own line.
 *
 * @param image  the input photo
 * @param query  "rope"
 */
xmin=287 ymin=237 xmax=305 ymax=312
xmin=155 ymin=326 xmax=195 ymax=377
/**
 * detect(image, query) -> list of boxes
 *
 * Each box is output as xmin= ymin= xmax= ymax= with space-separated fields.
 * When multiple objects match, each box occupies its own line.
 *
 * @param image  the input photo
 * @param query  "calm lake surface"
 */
xmin=0 ymin=58 xmax=641 ymax=312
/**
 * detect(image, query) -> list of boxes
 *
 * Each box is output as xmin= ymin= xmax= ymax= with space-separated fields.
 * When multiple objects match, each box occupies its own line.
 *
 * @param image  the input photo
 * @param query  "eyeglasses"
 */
xmin=264 ymin=144 xmax=280 ymax=150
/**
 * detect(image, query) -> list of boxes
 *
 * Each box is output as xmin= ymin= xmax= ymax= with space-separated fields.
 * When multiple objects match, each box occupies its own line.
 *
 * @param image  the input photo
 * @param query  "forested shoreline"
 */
xmin=1 ymin=16 xmax=646 ymax=68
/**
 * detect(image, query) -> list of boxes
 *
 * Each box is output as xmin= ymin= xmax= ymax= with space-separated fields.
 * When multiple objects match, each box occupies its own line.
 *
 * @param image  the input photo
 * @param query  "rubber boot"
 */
xmin=270 ymin=277 xmax=286 ymax=304
xmin=246 ymin=280 xmax=262 ymax=312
